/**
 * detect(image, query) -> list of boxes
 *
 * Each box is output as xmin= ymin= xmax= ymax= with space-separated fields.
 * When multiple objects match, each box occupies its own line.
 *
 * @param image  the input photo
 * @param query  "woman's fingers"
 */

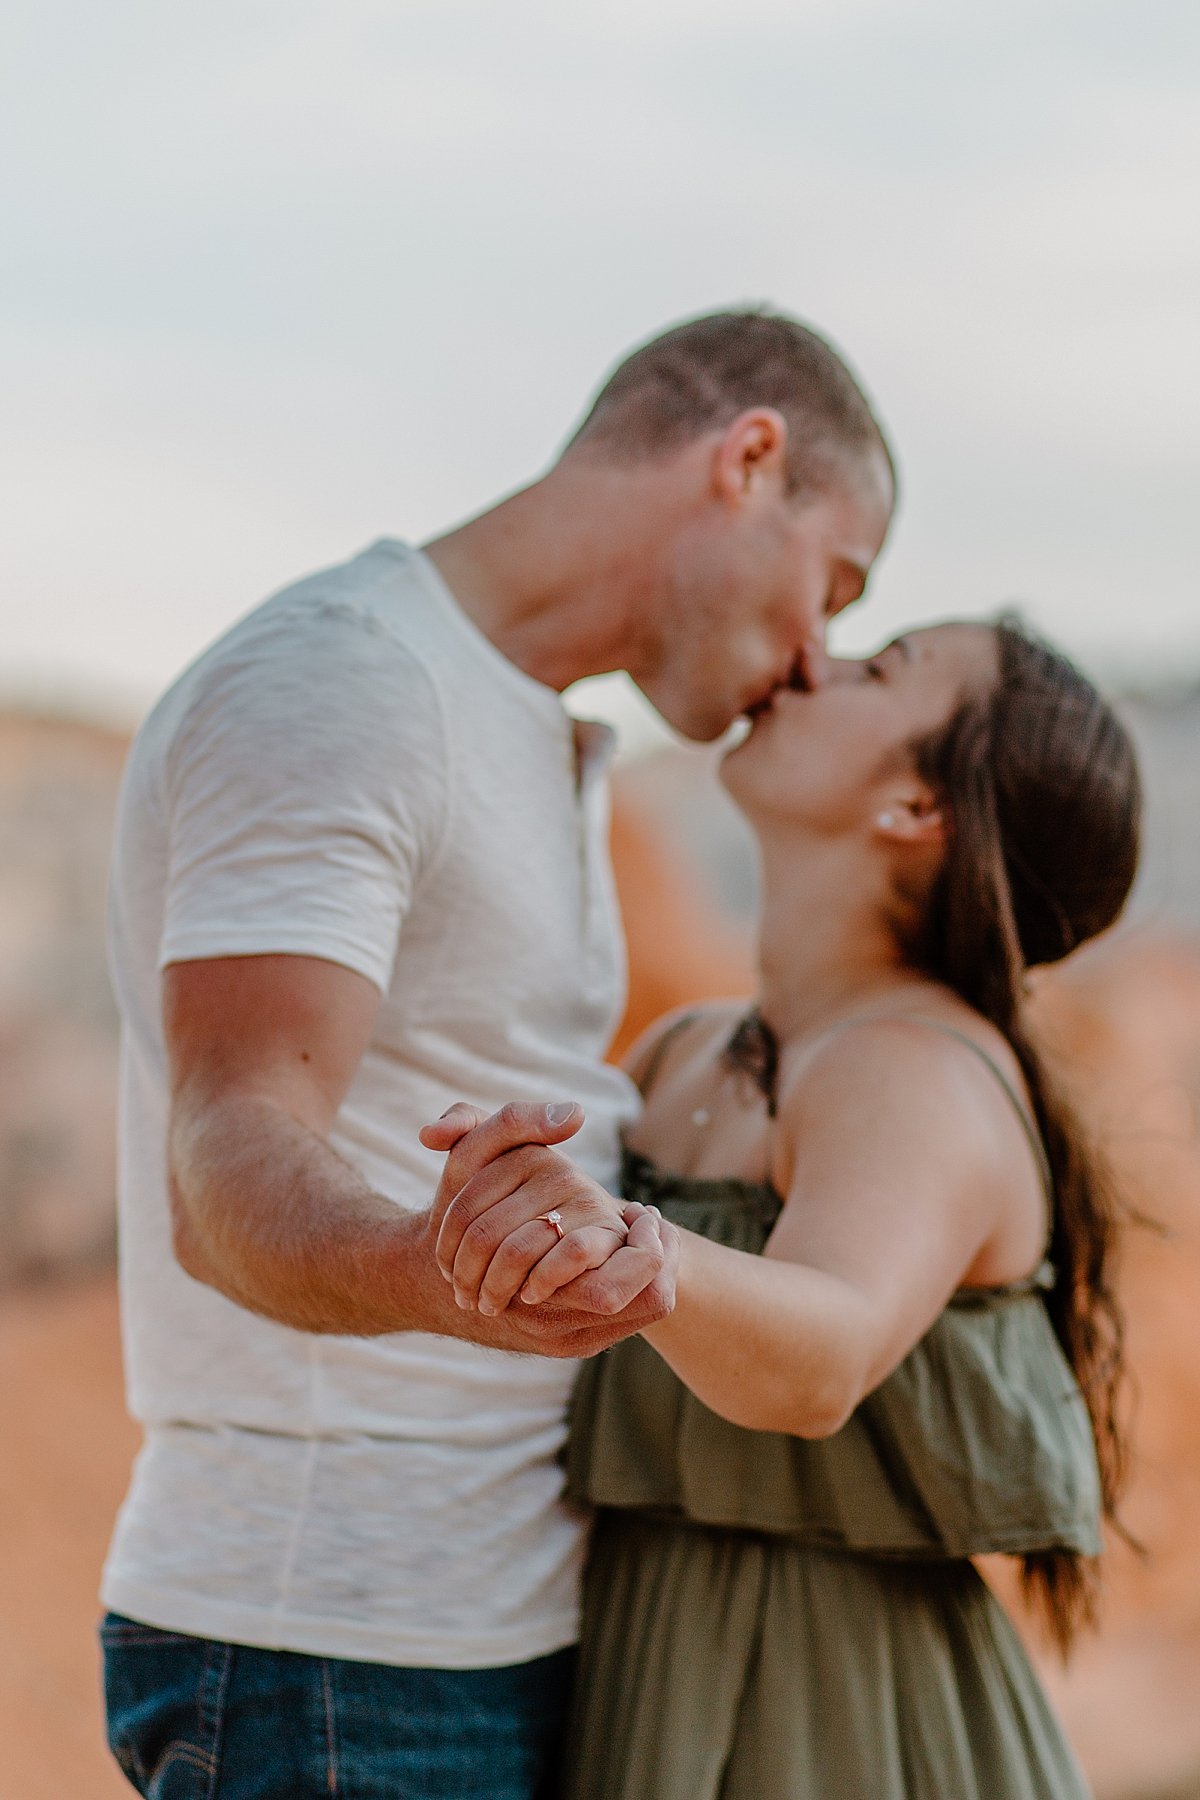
xmin=438 ymin=1152 xmax=575 ymax=1281
xmin=448 ymin=1173 xmax=567 ymax=1304
xmin=514 ymin=1225 xmax=640 ymax=1310
xmin=477 ymin=1223 xmax=627 ymax=1317
xmin=449 ymin=1162 xmax=632 ymax=1307
xmin=438 ymin=1151 xmax=629 ymax=1290
xmin=424 ymin=1106 xmax=662 ymax=1318
xmin=520 ymin=1208 xmax=668 ymax=1313
xmin=458 ymin=1202 xmax=664 ymax=1316
xmin=422 ymin=1100 xmax=586 ymax=1233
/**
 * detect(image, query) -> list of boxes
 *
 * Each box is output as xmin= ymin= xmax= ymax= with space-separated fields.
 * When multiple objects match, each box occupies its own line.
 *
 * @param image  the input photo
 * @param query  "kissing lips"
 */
xmin=744 ymin=656 xmax=814 ymax=721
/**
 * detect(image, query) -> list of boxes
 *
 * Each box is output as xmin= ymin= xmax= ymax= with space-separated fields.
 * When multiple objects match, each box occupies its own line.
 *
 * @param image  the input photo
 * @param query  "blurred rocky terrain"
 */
xmin=2 ymin=686 xmax=1200 ymax=1798
xmin=0 ymin=714 xmax=125 ymax=1285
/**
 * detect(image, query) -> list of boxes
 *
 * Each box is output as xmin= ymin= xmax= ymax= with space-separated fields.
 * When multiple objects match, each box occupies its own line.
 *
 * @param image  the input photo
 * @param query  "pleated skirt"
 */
xmin=559 ymin=1513 xmax=1091 ymax=1800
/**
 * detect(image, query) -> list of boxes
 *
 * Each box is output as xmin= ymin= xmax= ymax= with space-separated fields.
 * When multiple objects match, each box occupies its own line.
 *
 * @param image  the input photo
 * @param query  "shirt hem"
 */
xmin=100 ymin=1572 xmax=580 ymax=1670
xmin=157 ymin=931 xmax=392 ymax=996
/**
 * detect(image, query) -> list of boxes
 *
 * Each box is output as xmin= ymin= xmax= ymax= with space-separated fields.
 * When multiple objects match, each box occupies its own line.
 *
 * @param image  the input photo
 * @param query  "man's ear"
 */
xmin=873 ymin=786 xmax=946 ymax=847
xmin=712 ymin=408 xmax=789 ymax=505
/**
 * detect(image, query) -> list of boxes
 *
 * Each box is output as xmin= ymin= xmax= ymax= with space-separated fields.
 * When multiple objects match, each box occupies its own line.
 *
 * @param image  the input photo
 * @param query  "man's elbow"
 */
xmin=168 ymin=1178 xmax=224 ymax=1289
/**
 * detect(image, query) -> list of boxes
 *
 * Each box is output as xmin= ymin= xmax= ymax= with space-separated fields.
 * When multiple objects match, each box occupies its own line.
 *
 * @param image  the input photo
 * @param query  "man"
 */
xmin=101 ymin=310 xmax=895 ymax=1798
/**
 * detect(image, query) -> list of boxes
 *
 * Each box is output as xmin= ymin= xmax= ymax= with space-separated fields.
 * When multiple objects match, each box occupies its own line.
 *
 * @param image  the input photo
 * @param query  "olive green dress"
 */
xmin=560 ymin=1142 xmax=1100 ymax=1800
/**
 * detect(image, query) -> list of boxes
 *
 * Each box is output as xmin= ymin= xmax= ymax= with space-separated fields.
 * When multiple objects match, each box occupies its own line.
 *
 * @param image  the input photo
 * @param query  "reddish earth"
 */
xmin=0 ymin=1275 xmax=137 ymax=1800
xmin=3 ymin=727 xmax=1200 ymax=1798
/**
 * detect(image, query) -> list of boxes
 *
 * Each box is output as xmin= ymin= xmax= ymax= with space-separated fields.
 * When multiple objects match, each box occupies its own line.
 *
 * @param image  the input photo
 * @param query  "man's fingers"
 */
xmin=421 ymin=1104 xmax=492 ymax=1231
xmin=425 ymin=1100 xmax=586 ymax=1230
xmin=418 ymin=1102 xmax=490 ymax=1154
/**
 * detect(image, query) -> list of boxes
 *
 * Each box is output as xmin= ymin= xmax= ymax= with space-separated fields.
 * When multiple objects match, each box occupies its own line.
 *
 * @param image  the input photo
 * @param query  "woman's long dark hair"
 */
xmin=912 ymin=618 xmax=1142 ymax=1652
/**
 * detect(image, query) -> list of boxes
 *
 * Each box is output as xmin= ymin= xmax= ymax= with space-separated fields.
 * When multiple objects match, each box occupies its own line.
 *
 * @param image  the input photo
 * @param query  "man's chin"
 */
xmin=633 ymin=676 xmax=743 ymax=744
xmin=659 ymin=705 xmax=739 ymax=746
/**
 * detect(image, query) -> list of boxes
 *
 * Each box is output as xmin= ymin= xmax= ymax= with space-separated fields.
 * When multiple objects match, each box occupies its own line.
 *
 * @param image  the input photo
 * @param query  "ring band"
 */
xmin=541 ymin=1210 xmax=565 ymax=1241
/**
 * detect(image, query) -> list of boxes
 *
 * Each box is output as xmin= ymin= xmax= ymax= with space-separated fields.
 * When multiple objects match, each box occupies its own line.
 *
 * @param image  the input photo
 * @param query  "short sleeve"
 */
xmin=159 ymin=600 xmax=449 ymax=994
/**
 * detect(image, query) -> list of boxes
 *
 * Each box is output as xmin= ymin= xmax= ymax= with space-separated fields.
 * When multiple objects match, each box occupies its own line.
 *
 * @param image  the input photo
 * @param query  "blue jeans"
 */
xmin=101 ymin=1613 xmax=575 ymax=1799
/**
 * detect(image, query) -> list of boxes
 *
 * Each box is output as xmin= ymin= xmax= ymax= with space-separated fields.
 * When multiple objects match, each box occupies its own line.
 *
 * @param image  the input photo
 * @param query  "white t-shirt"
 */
xmin=101 ymin=540 xmax=640 ymax=1668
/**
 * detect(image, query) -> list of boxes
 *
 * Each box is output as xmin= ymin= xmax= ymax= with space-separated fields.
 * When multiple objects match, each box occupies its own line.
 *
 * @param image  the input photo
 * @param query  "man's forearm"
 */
xmin=169 ymin=1090 xmax=538 ymax=1345
xmin=169 ymin=1092 xmax=676 ymax=1356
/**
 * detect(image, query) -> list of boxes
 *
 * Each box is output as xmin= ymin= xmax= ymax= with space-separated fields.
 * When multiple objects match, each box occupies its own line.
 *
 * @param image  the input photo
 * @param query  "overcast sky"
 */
xmin=4 ymin=0 xmax=1198 ymax=743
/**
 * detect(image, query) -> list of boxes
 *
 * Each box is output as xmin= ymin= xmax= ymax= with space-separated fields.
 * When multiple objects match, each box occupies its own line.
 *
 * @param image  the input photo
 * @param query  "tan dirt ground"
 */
xmin=0 ymin=1274 xmax=137 ymax=1800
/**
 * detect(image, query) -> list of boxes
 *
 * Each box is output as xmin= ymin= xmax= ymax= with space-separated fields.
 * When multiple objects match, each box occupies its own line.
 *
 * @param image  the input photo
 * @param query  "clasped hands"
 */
xmin=419 ymin=1100 xmax=678 ymax=1353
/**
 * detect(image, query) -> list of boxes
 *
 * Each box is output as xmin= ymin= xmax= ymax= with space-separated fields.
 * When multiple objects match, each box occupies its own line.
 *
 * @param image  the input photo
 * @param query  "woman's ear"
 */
xmin=874 ymin=787 xmax=945 ymax=846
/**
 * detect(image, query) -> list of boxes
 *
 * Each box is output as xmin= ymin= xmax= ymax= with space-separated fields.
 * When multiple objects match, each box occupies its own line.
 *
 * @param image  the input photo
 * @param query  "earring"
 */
xmin=876 ymin=811 xmax=897 ymax=829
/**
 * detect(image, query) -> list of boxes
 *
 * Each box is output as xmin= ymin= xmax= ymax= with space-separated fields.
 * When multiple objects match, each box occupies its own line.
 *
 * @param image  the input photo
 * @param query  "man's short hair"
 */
xmin=567 ymin=308 xmax=894 ymax=499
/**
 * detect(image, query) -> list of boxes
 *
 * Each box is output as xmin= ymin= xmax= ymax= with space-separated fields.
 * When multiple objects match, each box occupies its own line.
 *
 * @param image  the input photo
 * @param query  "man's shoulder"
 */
xmin=231 ymin=538 xmax=439 ymax=659
xmin=131 ymin=542 xmax=450 ymax=779
xmin=174 ymin=541 xmax=440 ymax=692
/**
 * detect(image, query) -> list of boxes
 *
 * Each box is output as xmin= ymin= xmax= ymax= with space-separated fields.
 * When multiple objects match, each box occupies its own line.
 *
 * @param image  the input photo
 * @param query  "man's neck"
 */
xmin=421 ymin=457 xmax=672 ymax=693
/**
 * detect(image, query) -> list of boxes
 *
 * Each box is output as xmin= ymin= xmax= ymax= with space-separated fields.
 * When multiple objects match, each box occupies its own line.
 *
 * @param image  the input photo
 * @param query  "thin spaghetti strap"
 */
xmin=815 ymin=1015 xmax=1055 ymax=1204
xmin=911 ymin=1022 xmax=1054 ymax=1204
xmin=631 ymin=1012 xmax=701 ymax=1100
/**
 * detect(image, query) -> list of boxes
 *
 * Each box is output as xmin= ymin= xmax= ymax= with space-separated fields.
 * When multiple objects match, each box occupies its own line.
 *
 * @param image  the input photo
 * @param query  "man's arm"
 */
xmin=164 ymin=953 xmax=675 ymax=1356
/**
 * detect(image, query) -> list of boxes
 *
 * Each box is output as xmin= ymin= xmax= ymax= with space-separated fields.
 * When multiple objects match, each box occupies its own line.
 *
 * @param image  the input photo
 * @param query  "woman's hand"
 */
xmin=420 ymin=1102 xmax=676 ymax=1318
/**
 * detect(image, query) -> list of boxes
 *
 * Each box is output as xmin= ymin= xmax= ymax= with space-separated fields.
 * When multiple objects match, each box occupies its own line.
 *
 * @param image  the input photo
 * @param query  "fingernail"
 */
xmin=546 ymin=1102 xmax=576 ymax=1126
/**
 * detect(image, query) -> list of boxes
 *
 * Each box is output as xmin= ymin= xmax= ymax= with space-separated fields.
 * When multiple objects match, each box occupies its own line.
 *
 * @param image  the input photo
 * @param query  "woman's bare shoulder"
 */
xmin=778 ymin=996 xmax=1030 ymax=1116
xmin=622 ymin=999 xmax=751 ymax=1096
xmin=769 ymin=1001 xmax=1043 ymax=1240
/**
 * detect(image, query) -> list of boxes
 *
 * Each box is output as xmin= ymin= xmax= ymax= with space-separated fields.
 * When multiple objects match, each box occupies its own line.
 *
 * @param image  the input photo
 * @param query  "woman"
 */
xmin=436 ymin=617 xmax=1140 ymax=1799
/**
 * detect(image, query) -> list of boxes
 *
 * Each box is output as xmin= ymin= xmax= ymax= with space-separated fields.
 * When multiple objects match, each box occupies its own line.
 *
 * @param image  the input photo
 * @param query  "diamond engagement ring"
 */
xmin=541 ymin=1210 xmax=565 ymax=1241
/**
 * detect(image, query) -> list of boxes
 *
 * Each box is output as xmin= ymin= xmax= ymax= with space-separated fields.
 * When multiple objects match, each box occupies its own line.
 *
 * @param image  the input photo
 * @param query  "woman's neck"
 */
xmin=752 ymin=833 xmax=936 ymax=1047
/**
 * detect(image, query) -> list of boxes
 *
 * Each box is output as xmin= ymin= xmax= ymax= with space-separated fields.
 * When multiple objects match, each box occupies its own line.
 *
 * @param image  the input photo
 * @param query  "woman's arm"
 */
xmin=640 ymin=1233 xmax=876 ymax=1436
xmin=634 ymin=1020 xmax=1030 ymax=1435
xmin=433 ymin=1019 xmax=1043 ymax=1432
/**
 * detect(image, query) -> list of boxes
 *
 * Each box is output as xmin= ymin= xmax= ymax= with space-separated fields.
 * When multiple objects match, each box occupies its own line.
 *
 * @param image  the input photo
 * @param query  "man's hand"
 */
xmin=445 ymin=1197 xmax=679 ymax=1357
xmin=164 ymin=957 xmax=676 ymax=1355
xmin=420 ymin=1101 xmax=678 ymax=1322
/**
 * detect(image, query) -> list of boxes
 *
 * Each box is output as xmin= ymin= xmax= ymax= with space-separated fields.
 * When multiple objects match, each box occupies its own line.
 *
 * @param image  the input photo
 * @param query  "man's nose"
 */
xmin=795 ymin=635 xmax=832 ymax=692
xmin=822 ymin=654 xmax=866 ymax=686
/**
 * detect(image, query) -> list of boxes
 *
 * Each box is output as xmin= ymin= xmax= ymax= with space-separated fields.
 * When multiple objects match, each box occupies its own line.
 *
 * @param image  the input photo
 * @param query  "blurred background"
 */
xmin=2 ymin=2 xmax=1198 ymax=1795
